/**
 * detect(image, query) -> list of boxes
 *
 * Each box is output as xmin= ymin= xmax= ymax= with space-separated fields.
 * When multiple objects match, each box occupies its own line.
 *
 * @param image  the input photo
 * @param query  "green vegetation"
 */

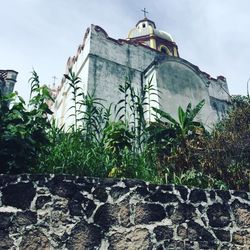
xmin=0 ymin=72 xmax=52 ymax=174
xmin=0 ymin=70 xmax=249 ymax=191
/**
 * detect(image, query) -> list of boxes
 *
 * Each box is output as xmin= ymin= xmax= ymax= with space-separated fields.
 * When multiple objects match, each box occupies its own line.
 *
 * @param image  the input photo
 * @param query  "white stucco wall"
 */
xmin=52 ymin=24 xmax=231 ymax=130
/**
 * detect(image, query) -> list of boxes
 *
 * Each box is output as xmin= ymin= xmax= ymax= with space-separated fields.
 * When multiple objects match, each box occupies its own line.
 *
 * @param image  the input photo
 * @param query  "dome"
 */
xmin=128 ymin=18 xmax=155 ymax=39
xmin=154 ymin=29 xmax=174 ymax=42
xmin=128 ymin=18 xmax=174 ymax=42
xmin=127 ymin=18 xmax=179 ymax=57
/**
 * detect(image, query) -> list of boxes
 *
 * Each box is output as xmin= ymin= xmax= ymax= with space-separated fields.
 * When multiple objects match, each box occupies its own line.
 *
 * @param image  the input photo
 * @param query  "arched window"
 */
xmin=159 ymin=45 xmax=171 ymax=55
xmin=161 ymin=47 xmax=167 ymax=54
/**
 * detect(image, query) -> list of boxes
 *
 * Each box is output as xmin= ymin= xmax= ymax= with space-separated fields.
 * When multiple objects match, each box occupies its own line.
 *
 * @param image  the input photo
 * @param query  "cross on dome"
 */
xmin=141 ymin=8 xmax=148 ymax=18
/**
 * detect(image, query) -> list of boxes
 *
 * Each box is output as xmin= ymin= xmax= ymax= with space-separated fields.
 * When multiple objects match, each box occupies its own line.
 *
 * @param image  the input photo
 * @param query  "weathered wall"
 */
xmin=52 ymin=24 xmax=231 ymax=129
xmin=87 ymin=25 xmax=157 ymax=116
xmin=153 ymin=57 xmax=230 ymax=127
xmin=84 ymin=25 xmax=231 ymax=127
xmin=51 ymin=30 xmax=91 ymax=128
xmin=0 ymin=174 xmax=249 ymax=249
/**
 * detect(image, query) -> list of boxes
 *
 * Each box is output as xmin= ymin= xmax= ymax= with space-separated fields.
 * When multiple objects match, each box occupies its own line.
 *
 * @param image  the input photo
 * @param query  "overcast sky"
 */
xmin=1 ymin=0 xmax=250 ymax=101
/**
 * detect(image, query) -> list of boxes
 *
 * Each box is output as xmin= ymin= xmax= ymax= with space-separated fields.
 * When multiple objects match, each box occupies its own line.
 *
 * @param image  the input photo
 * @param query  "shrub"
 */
xmin=0 ymin=71 xmax=52 ymax=174
xmin=202 ymin=95 xmax=250 ymax=191
xmin=1 ymin=69 xmax=249 ymax=191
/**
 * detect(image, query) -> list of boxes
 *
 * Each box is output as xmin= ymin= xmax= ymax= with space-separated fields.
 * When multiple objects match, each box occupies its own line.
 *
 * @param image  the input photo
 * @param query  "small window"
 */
xmin=161 ymin=47 xmax=167 ymax=54
xmin=142 ymin=23 xmax=146 ymax=28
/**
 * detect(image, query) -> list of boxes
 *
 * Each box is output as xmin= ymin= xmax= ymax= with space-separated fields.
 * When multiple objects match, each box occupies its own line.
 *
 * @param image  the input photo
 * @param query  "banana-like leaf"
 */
xmin=152 ymin=107 xmax=178 ymax=125
xmin=178 ymin=106 xmax=186 ymax=128
xmin=189 ymin=99 xmax=205 ymax=121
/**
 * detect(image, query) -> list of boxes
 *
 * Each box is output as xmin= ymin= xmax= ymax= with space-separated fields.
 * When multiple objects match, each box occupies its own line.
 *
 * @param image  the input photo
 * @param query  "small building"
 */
xmin=51 ymin=17 xmax=231 ymax=129
xmin=0 ymin=70 xmax=18 ymax=95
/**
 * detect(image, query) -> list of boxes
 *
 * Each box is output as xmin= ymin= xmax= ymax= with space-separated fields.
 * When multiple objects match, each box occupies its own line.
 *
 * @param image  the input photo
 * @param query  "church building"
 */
xmin=51 ymin=15 xmax=231 ymax=129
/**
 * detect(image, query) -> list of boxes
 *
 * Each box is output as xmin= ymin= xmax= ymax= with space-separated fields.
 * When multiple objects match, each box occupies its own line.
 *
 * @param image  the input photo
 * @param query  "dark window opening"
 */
xmin=161 ymin=47 xmax=167 ymax=54
xmin=142 ymin=23 xmax=146 ymax=28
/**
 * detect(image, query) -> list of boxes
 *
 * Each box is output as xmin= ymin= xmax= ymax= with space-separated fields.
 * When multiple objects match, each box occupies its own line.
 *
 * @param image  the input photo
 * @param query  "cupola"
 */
xmin=127 ymin=12 xmax=179 ymax=57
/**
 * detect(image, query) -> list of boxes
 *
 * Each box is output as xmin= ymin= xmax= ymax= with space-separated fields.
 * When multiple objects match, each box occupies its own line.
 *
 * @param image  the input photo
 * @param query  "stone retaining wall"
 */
xmin=0 ymin=174 xmax=249 ymax=249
